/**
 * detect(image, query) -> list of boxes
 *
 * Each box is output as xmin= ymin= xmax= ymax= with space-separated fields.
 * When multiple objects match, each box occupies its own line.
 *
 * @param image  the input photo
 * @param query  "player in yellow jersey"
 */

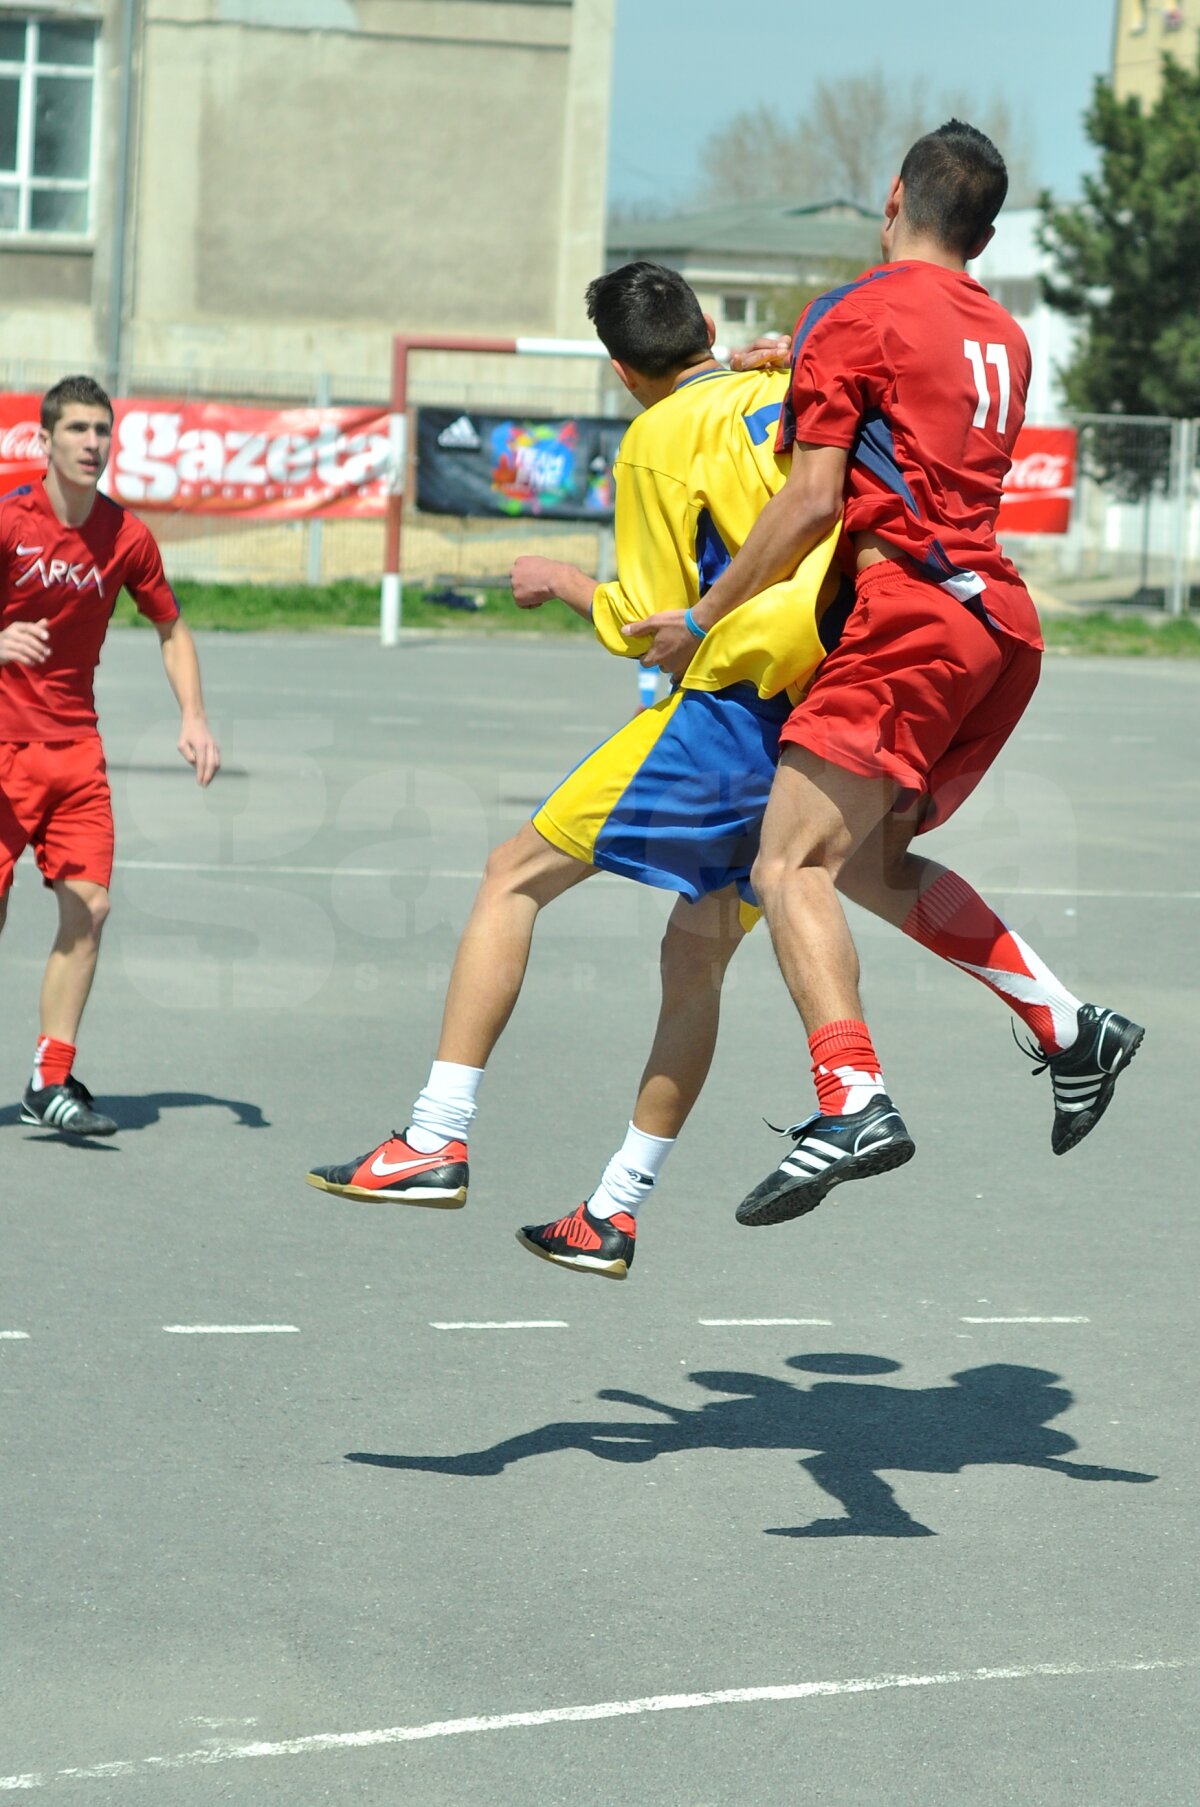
xmin=306 ymin=262 xmax=848 ymax=1278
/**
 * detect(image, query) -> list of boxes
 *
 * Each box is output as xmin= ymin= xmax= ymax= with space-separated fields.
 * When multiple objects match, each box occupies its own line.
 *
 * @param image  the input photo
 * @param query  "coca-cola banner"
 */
xmin=417 ymin=407 xmax=622 ymax=521
xmin=999 ymin=426 xmax=1076 ymax=534
xmin=0 ymin=394 xmax=390 ymax=518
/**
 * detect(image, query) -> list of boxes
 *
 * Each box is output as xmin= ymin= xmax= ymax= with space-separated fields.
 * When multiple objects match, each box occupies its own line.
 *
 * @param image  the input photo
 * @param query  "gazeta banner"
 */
xmin=0 ymin=394 xmax=390 ymax=518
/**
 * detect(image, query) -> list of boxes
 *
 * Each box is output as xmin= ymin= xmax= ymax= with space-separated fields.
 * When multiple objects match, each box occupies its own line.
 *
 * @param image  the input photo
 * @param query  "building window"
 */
xmin=723 ymin=294 xmax=753 ymax=326
xmin=0 ymin=16 xmax=98 ymax=238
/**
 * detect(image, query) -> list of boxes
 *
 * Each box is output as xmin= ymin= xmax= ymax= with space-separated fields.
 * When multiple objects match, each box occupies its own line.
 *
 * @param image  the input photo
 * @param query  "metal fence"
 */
xmin=7 ymin=358 xmax=1199 ymax=611
xmin=1008 ymin=414 xmax=1198 ymax=615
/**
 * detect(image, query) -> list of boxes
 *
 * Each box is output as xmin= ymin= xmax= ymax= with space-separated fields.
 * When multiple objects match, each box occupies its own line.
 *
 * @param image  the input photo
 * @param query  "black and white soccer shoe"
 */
xmin=1021 ymin=1003 xmax=1145 ymax=1155
xmin=20 ymin=1075 xmax=118 ymax=1138
xmin=736 ymin=1095 xmax=915 ymax=1227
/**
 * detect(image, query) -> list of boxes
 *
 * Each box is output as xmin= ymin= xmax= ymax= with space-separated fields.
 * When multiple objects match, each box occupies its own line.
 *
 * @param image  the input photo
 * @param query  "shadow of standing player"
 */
xmin=346 ymin=1351 xmax=1156 ymax=1537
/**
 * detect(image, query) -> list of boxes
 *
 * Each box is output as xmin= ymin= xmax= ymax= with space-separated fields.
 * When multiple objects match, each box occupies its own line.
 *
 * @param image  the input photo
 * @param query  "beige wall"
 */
xmin=0 ymin=0 xmax=614 ymax=389
xmin=1112 ymin=0 xmax=1200 ymax=103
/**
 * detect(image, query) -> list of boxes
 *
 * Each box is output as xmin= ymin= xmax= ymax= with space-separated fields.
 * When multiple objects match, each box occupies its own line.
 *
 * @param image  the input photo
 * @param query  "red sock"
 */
xmin=33 ymin=1036 xmax=76 ymax=1090
xmin=902 ymin=872 xmax=1082 ymax=1054
xmin=808 ymin=1020 xmax=884 ymax=1116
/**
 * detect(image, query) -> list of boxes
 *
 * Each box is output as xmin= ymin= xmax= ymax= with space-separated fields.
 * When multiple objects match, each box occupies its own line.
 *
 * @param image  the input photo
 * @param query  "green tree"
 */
xmin=1040 ymin=51 xmax=1200 ymax=497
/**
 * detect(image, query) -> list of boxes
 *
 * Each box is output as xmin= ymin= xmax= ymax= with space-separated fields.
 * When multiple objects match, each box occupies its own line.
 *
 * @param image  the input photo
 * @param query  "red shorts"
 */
xmin=780 ymin=561 xmax=1042 ymax=831
xmin=0 ymin=738 xmax=114 ymax=894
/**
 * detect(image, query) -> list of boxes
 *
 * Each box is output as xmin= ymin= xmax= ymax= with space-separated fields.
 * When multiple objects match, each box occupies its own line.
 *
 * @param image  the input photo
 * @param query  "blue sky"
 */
xmin=607 ymin=0 xmax=1116 ymax=212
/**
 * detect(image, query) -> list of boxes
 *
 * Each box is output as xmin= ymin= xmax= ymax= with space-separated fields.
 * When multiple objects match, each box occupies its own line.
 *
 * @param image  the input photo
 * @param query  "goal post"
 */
xmin=382 ymin=333 xmax=611 ymax=646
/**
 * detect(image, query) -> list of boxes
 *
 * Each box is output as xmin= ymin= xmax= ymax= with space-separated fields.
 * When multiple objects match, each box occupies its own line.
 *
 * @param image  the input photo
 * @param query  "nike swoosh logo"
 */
xmin=16 ymin=544 xmax=41 ymax=555
xmin=370 ymin=1152 xmax=449 ymax=1177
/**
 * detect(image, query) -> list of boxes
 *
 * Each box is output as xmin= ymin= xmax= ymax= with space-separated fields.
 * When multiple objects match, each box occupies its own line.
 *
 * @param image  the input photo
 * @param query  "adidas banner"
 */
xmin=416 ymin=408 xmax=625 ymax=521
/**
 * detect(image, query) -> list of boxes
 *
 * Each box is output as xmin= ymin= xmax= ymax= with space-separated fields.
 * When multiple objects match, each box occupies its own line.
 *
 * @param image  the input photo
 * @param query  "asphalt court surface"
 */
xmin=1 ymin=628 xmax=1197 ymax=1803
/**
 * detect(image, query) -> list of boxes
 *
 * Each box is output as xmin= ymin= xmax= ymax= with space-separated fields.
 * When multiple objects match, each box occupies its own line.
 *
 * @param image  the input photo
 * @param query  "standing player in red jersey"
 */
xmin=631 ymin=121 xmax=1143 ymax=1226
xmin=0 ymin=374 xmax=220 ymax=1137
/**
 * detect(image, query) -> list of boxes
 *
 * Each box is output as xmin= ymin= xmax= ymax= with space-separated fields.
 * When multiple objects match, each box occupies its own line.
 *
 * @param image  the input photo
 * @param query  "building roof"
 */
xmin=606 ymin=199 xmax=880 ymax=265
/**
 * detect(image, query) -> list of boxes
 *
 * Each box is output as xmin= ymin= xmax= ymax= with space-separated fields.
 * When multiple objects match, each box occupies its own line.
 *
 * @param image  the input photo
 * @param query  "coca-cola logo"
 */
xmin=1005 ymin=452 xmax=1071 ymax=491
xmin=0 ymin=420 xmax=45 ymax=463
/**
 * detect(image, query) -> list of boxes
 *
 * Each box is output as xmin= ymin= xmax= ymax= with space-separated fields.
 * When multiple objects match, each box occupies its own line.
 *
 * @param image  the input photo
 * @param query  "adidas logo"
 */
xmin=437 ymin=414 xmax=481 ymax=451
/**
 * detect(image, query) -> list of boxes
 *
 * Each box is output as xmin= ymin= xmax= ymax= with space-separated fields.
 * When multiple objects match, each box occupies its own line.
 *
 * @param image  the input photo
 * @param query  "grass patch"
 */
xmin=1042 ymin=611 xmax=1200 ymax=656
xmin=114 ymin=583 xmax=1200 ymax=656
xmin=113 ymin=579 xmax=593 ymax=635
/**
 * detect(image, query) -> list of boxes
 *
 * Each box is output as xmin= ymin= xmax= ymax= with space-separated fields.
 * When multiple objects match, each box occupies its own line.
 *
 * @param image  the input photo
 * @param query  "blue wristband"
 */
xmin=683 ymin=607 xmax=707 ymax=641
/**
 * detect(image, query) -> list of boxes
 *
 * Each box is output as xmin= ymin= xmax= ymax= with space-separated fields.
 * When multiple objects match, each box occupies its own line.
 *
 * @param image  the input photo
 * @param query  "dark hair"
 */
xmin=41 ymin=374 xmax=114 ymax=433
xmin=585 ymin=262 xmax=710 ymax=378
xmin=898 ymin=120 xmax=1008 ymax=255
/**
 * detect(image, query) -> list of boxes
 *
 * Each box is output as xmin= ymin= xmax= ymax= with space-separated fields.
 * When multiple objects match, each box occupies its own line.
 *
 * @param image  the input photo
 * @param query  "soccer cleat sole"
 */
xmin=1052 ymin=1021 xmax=1144 ymax=1156
xmin=305 ymin=1172 xmax=467 ymax=1207
xmin=19 ymin=1103 xmax=117 ymax=1138
xmin=514 ymin=1228 xmax=629 ymax=1280
xmin=736 ymin=1136 xmax=916 ymax=1227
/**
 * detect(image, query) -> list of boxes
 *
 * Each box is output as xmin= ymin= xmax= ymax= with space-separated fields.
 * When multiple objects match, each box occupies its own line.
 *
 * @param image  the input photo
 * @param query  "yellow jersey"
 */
xmin=589 ymin=366 xmax=842 ymax=700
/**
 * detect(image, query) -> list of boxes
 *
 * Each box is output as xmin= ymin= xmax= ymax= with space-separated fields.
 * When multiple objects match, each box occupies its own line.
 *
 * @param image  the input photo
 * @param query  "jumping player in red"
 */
xmin=632 ymin=121 xmax=1143 ymax=1226
xmin=0 ymin=374 xmax=220 ymax=1137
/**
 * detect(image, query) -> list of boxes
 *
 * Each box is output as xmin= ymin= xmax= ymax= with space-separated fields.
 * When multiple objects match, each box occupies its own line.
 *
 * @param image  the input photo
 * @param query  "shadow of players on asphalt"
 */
xmin=346 ymin=1352 xmax=1156 ymax=1537
xmin=0 ymin=1091 xmax=269 ymax=1140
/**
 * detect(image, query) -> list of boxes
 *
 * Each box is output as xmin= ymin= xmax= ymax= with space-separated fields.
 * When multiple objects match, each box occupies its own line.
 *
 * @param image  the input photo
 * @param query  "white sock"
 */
xmin=408 ymin=1060 xmax=484 ymax=1150
xmin=588 ymin=1122 xmax=675 ymax=1221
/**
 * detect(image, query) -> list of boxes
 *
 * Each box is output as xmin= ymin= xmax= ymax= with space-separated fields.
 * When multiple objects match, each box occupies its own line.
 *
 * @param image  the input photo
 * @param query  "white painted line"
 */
xmin=0 ymin=1659 xmax=1184 ymax=1790
xmin=960 ymin=1316 xmax=1090 ymax=1325
xmin=0 ymin=1331 xmax=30 ymax=1340
xmin=430 ymin=1320 xmax=568 ymax=1331
xmin=111 ymin=864 xmax=1200 ymax=900
xmin=161 ymin=1325 xmax=300 ymax=1335
xmin=699 ymin=1318 xmax=834 ymax=1327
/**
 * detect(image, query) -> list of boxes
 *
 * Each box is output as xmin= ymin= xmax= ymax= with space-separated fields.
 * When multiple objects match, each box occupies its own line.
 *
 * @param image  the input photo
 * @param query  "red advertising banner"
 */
xmin=0 ymin=394 xmax=390 ymax=518
xmin=999 ymin=425 xmax=1076 ymax=534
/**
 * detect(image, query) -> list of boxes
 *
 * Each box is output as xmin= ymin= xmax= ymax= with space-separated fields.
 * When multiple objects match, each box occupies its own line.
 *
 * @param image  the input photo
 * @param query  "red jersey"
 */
xmin=778 ymin=260 xmax=1041 ymax=647
xmin=0 ymin=480 xmax=179 ymax=741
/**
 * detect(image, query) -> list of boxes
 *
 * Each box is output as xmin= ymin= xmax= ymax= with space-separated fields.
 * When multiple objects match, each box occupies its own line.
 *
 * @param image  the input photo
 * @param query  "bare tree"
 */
xmin=693 ymin=77 xmax=1040 ymax=212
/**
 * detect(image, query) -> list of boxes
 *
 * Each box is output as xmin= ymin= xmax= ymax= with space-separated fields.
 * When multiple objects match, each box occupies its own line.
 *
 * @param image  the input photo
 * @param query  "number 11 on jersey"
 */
xmin=964 ymin=339 xmax=1010 ymax=434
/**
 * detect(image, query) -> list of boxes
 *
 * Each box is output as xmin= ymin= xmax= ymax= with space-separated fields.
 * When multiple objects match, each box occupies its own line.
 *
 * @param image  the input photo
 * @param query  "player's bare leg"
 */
xmin=306 ymin=821 xmax=594 ymax=1205
xmin=737 ymin=748 xmax=914 ymax=1227
xmin=518 ymin=885 xmax=747 ymax=1279
xmin=21 ymin=879 xmax=117 ymax=1137
xmin=435 ymin=819 xmax=595 ymax=1069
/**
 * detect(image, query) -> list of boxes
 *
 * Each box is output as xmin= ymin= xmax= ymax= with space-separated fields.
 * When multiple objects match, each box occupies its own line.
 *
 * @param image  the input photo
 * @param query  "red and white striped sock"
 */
xmin=33 ymin=1036 xmax=75 ymax=1091
xmin=808 ymin=1020 xmax=886 ymax=1116
xmin=903 ymin=872 xmax=1082 ymax=1054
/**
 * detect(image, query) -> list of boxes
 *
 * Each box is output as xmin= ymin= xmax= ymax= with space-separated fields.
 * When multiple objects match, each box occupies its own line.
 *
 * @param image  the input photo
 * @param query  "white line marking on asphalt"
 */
xmin=430 ymin=1321 xmax=568 ymax=1331
xmin=161 ymin=1325 xmax=300 ymax=1335
xmin=0 ymin=1659 xmax=1185 ymax=1790
xmin=960 ymin=1316 xmax=1090 ymax=1325
xmin=699 ymin=1319 xmax=834 ymax=1327
xmin=113 ymin=864 xmax=1200 ymax=900
xmin=0 ymin=1331 xmax=30 ymax=1340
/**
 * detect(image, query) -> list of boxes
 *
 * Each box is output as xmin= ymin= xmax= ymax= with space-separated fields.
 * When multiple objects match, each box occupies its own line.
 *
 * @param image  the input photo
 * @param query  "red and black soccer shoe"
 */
xmin=516 ymin=1201 xmax=635 ymax=1280
xmin=306 ymin=1129 xmax=468 ymax=1207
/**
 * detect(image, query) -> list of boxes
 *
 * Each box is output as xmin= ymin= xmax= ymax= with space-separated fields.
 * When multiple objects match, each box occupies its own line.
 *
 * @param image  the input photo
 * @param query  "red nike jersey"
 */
xmin=0 ymin=480 xmax=179 ymax=741
xmin=779 ymin=260 xmax=1041 ymax=646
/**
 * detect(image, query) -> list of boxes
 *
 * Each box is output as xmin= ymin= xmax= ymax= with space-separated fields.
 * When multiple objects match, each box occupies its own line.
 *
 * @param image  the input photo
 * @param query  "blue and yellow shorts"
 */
xmin=532 ymin=683 xmax=790 ymax=929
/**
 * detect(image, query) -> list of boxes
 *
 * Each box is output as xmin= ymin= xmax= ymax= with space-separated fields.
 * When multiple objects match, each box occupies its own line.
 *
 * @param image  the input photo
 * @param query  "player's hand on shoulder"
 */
xmin=510 ymin=555 xmax=561 ymax=609
xmin=729 ymin=333 xmax=791 ymax=373
xmin=179 ymin=715 xmax=221 ymax=787
xmin=622 ymin=610 xmax=698 ymax=680
xmin=0 ymin=618 xmax=50 ymax=666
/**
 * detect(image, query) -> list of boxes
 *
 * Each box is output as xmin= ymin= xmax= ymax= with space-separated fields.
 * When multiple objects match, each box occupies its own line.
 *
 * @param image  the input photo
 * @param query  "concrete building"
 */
xmin=0 ymin=0 xmax=614 ymax=393
xmin=1112 ymin=0 xmax=1197 ymax=104
xmin=606 ymin=200 xmax=880 ymax=348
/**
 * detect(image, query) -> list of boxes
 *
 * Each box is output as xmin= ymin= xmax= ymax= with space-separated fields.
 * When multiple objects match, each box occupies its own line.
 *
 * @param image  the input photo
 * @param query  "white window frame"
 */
xmin=0 ymin=13 xmax=100 ymax=242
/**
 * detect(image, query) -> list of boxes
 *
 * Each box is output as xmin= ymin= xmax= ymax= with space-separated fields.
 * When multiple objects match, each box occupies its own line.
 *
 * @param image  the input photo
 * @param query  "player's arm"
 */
xmin=626 ymin=444 xmax=846 ymax=674
xmin=510 ymin=556 xmax=596 ymax=622
xmin=154 ymin=615 xmax=220 ymax=786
